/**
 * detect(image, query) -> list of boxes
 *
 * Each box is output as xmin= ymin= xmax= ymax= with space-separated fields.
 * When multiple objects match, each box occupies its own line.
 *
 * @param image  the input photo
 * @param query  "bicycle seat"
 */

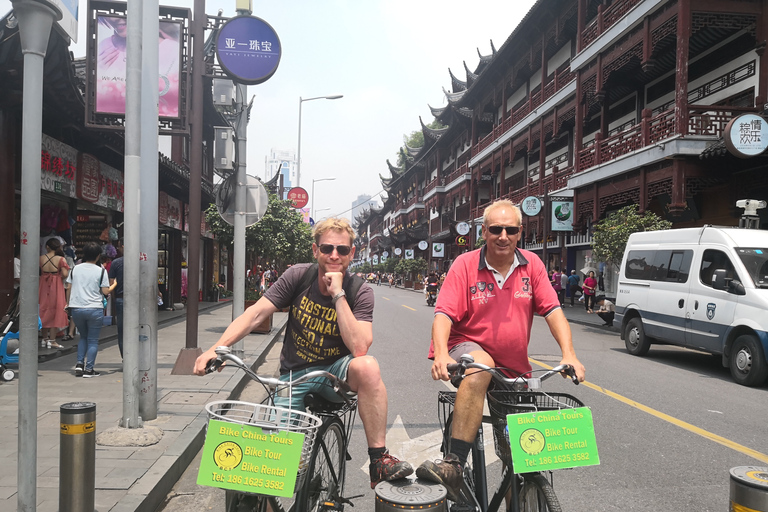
xmin=304 ymin=392 xmax=355 ymax=414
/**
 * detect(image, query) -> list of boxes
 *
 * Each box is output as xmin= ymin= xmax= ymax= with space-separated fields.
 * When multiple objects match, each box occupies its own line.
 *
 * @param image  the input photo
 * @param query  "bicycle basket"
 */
xmin=486 ymin=391 xmax=584 ymax=466
xmin=205 ymin=400 xmax=322 ymax=485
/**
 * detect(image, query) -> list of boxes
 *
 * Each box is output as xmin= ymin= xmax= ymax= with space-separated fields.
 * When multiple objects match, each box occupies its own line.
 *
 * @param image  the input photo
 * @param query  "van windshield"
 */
xmin=735 ymin=248 xmax=768 ymax=288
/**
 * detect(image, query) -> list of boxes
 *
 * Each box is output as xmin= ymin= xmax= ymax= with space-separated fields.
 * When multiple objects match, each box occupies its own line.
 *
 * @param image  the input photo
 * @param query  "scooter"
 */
xmin=425 ymin=282 xmax=439 ymax=306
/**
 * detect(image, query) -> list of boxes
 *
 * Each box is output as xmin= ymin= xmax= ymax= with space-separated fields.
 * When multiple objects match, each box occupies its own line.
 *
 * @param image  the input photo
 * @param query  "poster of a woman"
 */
xmin=96 ymin=15 xmax=181 ymax=118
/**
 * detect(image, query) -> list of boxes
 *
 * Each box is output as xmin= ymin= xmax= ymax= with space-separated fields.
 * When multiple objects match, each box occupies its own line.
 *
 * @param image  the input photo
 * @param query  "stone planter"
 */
xmin=244 ymin=300 xmax=272 ymax=333
xmin=404 ymin=280 xmax=414 ymax=288
xmin=414 ymin=282 xmax=424 ymax=291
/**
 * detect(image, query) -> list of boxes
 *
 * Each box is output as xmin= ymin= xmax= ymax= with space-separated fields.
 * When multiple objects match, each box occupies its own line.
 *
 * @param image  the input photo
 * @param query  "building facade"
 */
xmin=356 ymin=0 xmax=768 ymax=296
xmin=265 ymin=148 xmax=297 ymax=197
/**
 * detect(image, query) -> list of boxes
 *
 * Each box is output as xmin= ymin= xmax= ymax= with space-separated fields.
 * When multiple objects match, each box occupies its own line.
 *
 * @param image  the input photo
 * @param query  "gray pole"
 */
xmin=296 ymin=97 xmax=303 ymax=188
xmin=12 ymin=1 xmax=61 ymax=510
xmin=121 ymin=0 xmax=143 ymax=428
xmin=139 ymin=0 xmax=160 ymax=420
xmin=232 ymin=82 xmax=247 ymax=356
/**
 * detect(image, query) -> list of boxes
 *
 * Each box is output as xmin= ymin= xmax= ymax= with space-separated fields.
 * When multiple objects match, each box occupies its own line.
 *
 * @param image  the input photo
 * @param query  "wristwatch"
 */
xmin=331 ymin=290 xmax=346 ymax=305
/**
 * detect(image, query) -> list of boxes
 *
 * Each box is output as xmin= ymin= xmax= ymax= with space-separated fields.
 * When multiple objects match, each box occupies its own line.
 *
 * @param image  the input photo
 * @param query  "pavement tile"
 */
xmin=4 ymin=302 xmax=287 ymax=512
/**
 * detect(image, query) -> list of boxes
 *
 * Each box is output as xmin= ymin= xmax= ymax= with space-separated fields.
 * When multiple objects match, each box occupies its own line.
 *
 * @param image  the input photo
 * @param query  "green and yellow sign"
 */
xmin=197 ymin=419 xmax=304 ymax=497
xmin=507 ymin=407 xmax=599 ymax=474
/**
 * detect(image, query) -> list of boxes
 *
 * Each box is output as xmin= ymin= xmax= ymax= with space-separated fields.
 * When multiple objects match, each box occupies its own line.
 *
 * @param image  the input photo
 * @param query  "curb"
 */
xmin=133 ymin=316 xmax=288 ymax=512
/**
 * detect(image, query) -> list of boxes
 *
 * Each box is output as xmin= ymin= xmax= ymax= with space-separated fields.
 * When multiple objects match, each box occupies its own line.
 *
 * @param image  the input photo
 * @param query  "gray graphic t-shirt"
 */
xmin=264 ymin=263 xmax=374 ymax=372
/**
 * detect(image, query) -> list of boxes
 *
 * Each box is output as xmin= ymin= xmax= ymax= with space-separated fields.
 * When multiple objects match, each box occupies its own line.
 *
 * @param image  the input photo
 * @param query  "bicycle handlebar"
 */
xmin=205 ymin=346 xmax=354 ymax=401
xmin=446 ymin=354 xmax=579 ymax=390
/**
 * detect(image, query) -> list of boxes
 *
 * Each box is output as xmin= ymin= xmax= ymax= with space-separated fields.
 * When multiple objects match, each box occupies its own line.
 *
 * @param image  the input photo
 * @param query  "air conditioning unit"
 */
xmin=213 ymin=126 xmax=235 ymax=170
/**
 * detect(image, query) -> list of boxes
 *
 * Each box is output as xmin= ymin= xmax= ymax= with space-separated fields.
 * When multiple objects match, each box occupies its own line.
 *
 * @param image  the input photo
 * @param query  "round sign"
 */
xmin=287 ymin=187 xmax=309 ymax=209
xmin=521 ymin=196 xmax=542 ymax=216
xmin=383 ymin=251 xmax=389 ymax=257
xmin=456 ymin=235 xmax=469 ymax=247
xmin=216 ymin=16 xmax=282 ymax=85
xmin=418 ymin=241 xmax=428 ymax=251
xmin=216 ymin=175 xmax=269 ymax=227
xmin=383 ymin=228 xmax=390 ymax=237
xmin=724 ymin=114 xmax=768 ymax=158
xmin=394 ymin=248 xmax=402 ymax=256
xmin=456 ymin=221 xmax=471 ymax=236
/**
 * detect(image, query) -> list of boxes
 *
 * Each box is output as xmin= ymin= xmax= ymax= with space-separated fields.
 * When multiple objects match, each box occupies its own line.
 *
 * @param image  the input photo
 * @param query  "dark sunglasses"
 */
xmin=487 ymin=225 xmax=521 ymax=236
xmin=318 ymin=244 xmax=352 ymax=256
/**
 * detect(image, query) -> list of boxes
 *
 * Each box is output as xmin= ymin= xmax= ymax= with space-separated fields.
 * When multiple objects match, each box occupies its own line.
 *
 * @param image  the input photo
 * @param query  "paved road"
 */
xmin=160 ymin=285 xmax=768 ymax=511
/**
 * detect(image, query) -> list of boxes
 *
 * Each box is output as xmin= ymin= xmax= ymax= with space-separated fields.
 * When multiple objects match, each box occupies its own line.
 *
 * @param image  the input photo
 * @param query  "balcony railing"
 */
xmin=424 ymin=178 xmax=440 ymax=194
xmin=405 ymin=195 xmax=424 ymax=208
xmin=581 ymin=0 xmax=642 ymax=49
xmin=444 ymin=163 xmax=469 ymax=185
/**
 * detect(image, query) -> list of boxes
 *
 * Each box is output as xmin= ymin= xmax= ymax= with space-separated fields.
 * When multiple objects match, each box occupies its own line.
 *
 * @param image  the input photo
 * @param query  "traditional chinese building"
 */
xmin=362 ymin=0 xmax=768 ymax=296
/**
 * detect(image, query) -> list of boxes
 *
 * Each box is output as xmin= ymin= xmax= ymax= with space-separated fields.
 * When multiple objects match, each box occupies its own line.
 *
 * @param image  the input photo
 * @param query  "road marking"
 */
xmin=382 ymin=297 xmax=391 ymax=301
xmin=402 ymin=305 xmax=416 ymax=311
xmin=529 ymin=356 xmax=768 ymax=464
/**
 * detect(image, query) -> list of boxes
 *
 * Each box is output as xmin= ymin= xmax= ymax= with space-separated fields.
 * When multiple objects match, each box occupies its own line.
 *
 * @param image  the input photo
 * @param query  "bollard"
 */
xmin=375 ymin=478 xmax=447 ymax=511
xmin=59 ymin=402 xmax=96 ymax=512
xmin=730 ymin=466 xmax=768 ymax=512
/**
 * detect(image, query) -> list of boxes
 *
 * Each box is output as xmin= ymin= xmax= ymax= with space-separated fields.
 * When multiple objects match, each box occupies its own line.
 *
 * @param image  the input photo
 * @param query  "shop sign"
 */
xmin=394 ymin=248 xmax=402 ymax=256
xmin=724 ymin=114 xmax=768 ymax=158
xmin=432 ymin=242 xmax=445 ymax=258
xmin=373 ymin=255 xmax=379 ymax=265
xmin=77 ymin=153 xmax=101 ymax=203
xmin=41 ymin=134 xmax=77 ymax=199
xmin=381 ymin=254 xmax=388 ymax=262
xmin=551 ymin=201 xmax=573 ymax=231
xmin=216 ymin=16 xmax=282 ymax=85
xmin=456 ymin=221 xmax=471 ymax=236
xmin=98 ymin=163 xmax=124 ymax=212
xmin=159 ymin=192 xmax=169 ymax=225
xmin=521 ymin=196 xmax=542 ymax=217
xmin=165 ymin=195 xmax=182 ymax=229
xmin=456 ymin=235 xmax=469 ymax=247
xmin=287 ymin=187 xmax=308 ymax=209
xmin=418 ymin=240 xmax=428 ymax=251
xmin=382 ymin=251 xmax=389 ymax=257
xmin=405 ymin=249 xmax=414 ymax=259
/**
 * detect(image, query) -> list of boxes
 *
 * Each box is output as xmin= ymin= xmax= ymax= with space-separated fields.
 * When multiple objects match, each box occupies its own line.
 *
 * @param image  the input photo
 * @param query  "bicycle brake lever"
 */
xmin=204 ymin=357 xmax=223 ymax=374
xmin=563 ymin=364 xmax=580 ymax=385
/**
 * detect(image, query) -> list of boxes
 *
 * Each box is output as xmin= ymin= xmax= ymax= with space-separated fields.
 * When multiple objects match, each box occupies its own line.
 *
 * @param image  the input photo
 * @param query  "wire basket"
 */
xmin=205 ymin=400 xmax=323 ymax=484
xmin=486 ymin=391 xmax=584 ymax=466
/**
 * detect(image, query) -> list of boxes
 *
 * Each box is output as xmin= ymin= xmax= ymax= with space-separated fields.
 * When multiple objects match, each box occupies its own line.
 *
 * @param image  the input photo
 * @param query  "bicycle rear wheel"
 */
xmin=518 ymin=473 xmax=561 ymax=512
xmin=299 ymin=417 xmax=345 ymax=511
xmin=225 ymin=490 xmax=273 ymax=512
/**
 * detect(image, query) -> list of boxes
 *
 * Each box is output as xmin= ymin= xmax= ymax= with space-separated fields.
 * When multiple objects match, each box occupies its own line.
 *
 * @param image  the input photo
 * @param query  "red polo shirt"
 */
xmin=429 ymin=245 xmax=560 ymax=377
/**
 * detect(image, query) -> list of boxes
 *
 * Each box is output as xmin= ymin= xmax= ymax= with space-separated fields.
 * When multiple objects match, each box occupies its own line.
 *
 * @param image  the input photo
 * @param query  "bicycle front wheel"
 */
xmin=518 ymin=473 xmax=561 ymax=512
xmin=299 ymin=418 xmax=345 ymax=511
xmin=225 ymin=490 xmax=272 ymax=512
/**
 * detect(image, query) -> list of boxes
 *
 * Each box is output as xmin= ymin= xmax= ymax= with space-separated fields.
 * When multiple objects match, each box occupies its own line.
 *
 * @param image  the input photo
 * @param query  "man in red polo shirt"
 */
xmin=416 ymin=199 xmax=586 ymax=500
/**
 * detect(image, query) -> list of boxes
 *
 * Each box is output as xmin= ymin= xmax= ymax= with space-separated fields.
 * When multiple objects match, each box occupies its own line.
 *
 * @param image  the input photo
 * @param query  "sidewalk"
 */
xmin=0 ymin=302 xmax=288 ymax=512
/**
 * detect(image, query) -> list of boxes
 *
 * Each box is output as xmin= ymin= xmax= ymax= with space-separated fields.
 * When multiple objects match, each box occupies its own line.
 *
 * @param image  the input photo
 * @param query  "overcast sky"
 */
xmin=2 ymin=0 xmax=537 ymax=221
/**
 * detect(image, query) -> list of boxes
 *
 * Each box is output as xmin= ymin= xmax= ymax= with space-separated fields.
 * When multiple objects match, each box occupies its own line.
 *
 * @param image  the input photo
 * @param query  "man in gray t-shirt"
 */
xmin=194 ymin=218 xmax=413 ymax=489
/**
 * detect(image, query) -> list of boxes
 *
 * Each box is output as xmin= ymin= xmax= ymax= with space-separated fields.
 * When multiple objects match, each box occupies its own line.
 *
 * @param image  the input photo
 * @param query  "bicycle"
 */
xmin=202 ymin=346 xmax=360 ymax=512
xmin=437 ymin=354 xmax=583 ymax=512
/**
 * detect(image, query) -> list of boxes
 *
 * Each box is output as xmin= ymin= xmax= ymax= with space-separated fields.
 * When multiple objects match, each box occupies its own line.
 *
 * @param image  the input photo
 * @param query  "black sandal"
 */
xmin=62 ymin=334 xmax=74 ymax=341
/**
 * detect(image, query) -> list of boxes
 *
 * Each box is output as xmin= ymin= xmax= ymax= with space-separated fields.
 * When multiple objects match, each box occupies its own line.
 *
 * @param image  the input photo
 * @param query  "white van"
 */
xmin=615 ymin=226 xmax=768 ymax=386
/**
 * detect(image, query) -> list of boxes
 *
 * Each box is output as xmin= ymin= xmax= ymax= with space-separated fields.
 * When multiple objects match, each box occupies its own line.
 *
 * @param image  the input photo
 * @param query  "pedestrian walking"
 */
xmin=583 ymin=270 xmax=597 ymax=313
xmin=567 ymin=269 xmax=581 ymax=306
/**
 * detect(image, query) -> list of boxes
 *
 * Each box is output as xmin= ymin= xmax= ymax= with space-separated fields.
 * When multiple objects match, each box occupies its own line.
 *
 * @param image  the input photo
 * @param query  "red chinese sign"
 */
xmin=287 ymin=187 xmax=309 ymax=209
xmin=456 ymin=235 xmax=469 ymax=247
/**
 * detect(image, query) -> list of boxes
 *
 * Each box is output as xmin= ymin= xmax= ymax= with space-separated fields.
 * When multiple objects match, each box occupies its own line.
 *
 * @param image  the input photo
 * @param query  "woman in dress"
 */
xmin=39 ymin=238 xmax=70 ymax=349
xmin=583 ymin=270 xmax=598 ymax=313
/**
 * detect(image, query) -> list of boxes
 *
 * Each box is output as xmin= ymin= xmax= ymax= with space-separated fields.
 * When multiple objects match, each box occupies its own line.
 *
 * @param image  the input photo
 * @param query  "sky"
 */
xmin=1 ymin=0 xmax=537 ymax=222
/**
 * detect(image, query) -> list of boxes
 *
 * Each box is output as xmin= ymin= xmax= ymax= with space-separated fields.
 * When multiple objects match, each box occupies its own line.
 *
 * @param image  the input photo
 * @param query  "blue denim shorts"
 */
xmin=273 ymin=355 xmax=354 ymax=411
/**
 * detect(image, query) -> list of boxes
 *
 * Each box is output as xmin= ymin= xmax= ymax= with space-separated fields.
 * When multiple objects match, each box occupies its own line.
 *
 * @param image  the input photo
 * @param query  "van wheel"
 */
xmin=729 ymin=335 xmax=768 ymax=387
xmin=625 ymin=318 xmax=651 ymax=356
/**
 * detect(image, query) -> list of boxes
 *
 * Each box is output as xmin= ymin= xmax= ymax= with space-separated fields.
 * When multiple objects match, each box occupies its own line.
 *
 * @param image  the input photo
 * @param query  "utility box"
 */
xmin=212 ymin=79 xmax=234 ymax=107
xmin=214 ymin=126 xmax=235 ymax=170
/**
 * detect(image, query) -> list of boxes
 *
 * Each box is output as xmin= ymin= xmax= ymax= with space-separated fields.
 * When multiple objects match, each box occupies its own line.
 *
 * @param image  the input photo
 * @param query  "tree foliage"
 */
xmin=205 ymin=192 xmax=314 ymax=269
xmin=396 ymin=120 xmax=445 ymax=166
xmin=591 ymin=205 xmax=672 ymax=267
xmin=395 ymin=257 xmax=428 ymax=279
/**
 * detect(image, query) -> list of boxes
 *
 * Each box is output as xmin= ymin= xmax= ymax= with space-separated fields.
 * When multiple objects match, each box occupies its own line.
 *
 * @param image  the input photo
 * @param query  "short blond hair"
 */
xmin=483 ymin=199 xmax=522 ymax=226
xmin=312 ymin=217 xmax=356 ymax=246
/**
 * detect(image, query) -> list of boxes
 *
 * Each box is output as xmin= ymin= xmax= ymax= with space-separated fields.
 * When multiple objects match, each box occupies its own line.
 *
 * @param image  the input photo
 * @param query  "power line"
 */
xmin=323 ymin=189 xmax=387 ymax=220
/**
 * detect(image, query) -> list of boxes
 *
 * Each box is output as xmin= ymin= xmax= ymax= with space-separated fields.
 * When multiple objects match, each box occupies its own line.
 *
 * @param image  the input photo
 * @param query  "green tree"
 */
xmin=591 ymin=204 xmax=672 ymax=269
xmin=396 ymin=120 xmax=445 ymax=166
xmin=205 ymin=192 xmax=314 ymax=270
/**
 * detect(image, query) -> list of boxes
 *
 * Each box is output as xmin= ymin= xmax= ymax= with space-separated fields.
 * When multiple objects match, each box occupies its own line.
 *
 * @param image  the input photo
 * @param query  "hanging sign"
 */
xmin=456 ymin=222 xmax=471 ymax=236
xmin=394 ymin=248 xmax=402 ymax=256
xmin=456 ymin=235 xmax=469 ymax=247
xmin=216 ymin=16 xmax=282 ymax=85
xmin=418 ymin=241 xmax=428 ymax=251
xmin=287 ymin=187 xmax=308 ymax=209
xmin=405 ymin=249 xmax=414 ymax=259
xmin=521 ymin=196 xmax=542 ymax=217
xmin=724 ymin=114 xmax=768 ymax=158
xmin=551 ymin=201 xmax=573 ymax=231
xmin=432 ymin=243 xmax=445 ymax=258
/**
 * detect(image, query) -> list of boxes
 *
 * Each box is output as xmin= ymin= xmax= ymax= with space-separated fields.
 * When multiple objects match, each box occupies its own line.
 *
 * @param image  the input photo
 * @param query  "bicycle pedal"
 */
xmin=319 ymin=501 xmax=343 ymax=511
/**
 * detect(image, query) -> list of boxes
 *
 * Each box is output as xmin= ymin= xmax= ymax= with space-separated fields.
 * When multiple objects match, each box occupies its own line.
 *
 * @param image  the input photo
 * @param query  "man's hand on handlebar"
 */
xmin=559 ymin=356 xmax=586 ymax=383
xmin=430 ymin=353 xmax=457 ymax=382
xmin=194 ymin=348 xmax=222 ymax=376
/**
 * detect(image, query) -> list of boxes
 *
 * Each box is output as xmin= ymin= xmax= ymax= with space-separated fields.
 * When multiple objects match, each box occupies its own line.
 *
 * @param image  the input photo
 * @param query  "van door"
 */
xmin=685 ymin=249 xmax=738 ymax=353
xmin=646 ymin=249 xmax=693 ymax=342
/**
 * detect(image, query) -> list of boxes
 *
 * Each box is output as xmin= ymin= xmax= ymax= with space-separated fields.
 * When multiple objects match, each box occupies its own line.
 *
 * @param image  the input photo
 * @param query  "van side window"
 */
xmin=700 ymin=250 xmax=736 ymax=288
xmin=625 ymin=251 xmax=655 ymax=280
xmin=625 ymin=250 xmax=693 ymax=282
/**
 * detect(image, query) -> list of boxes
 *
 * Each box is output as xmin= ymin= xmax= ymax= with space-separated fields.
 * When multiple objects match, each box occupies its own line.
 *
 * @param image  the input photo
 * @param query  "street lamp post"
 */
xmin=297 ymin=94 xmax=342 ymax=187
xmin=314 ymin=207 xmax=331 ymax=221
xmin=311 ymin=177 xmax=336 ymax=221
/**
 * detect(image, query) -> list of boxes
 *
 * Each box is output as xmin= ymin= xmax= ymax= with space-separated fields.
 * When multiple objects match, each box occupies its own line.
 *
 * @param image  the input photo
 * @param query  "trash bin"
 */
xmin=730 ymin=466 xmax=768 ymax=512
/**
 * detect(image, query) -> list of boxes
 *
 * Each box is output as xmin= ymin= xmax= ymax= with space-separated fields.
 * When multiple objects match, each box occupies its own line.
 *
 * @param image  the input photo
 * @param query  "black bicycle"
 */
xmin=204 ymin=346 xmax=360 ymax=512
xmin=437 ymin=354 xmax=583 ymax=512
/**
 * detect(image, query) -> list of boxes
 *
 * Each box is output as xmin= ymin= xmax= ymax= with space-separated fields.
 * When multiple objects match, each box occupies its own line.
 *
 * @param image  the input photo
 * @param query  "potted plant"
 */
xmin=244 ymin=287 xmax=272 ymax=334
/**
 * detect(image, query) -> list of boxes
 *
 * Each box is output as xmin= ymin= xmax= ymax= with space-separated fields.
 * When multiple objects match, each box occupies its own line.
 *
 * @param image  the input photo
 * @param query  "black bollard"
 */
xmin=730 ymin=467 xmax=768 ymax=512
xmin=59 ymin=402 xmax=96 ymax=512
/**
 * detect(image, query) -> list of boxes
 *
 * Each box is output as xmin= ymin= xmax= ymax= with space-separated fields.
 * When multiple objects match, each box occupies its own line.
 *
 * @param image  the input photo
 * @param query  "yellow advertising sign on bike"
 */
xmin=197 ymin=419 xmax=305 ymax=497
xmin=506 ymin=407 xmax=600 ymax=474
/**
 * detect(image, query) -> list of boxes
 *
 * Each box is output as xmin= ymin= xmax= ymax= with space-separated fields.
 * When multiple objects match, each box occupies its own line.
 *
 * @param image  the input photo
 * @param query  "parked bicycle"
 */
xmin=437 ymin=354 xmax=583 ymax=512
xmin=202 ymin=346 xmax=360 ymax=512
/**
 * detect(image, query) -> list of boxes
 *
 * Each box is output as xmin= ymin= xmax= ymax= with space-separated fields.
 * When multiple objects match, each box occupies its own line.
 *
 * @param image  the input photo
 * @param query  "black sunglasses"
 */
xmin=318 ymin=244 xmax=352 ymax=256
xmin=487 ymin=225 xmax=521 ymax=236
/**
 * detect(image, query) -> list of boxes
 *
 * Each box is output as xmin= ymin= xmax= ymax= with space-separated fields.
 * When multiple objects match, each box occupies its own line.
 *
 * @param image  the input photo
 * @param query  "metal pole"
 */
xmin=311 ymin=178 xmax=315 ymax=221
xmin=12 ymin=1 xmax=61 ymax=510
xmin=232 ymin=82 xmax=247 ymax=355
xmin=138 ymin=0 xmax=159 ymax=420
xmin=59 ymin=402 xmax=96 ymax=512
xmin=297 ymin=97 xmax=303 ymax=188
xmin=121 ymin=0 xmax=143 ymax=428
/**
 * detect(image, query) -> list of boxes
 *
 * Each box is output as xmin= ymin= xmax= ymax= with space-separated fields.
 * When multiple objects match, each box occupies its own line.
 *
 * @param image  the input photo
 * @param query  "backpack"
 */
xmin=294 ymin=264 xmax=365 ymax=311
